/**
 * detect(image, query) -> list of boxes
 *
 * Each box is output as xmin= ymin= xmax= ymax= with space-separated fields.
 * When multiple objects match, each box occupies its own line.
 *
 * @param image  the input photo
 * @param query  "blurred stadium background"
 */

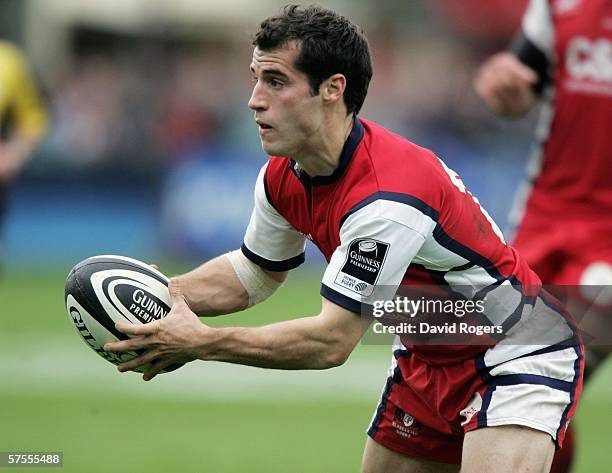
xmin=0 ymin=0 xmax=610 ymax=471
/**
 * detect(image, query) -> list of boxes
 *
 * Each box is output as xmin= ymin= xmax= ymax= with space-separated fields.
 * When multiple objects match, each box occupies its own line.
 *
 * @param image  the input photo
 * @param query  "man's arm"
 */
xmin=175 ymin=252 xmax=287 ymax=316
xmin=178 ymin=160 xmax=303 ymax=316
xmin=475 ymin=0 xmax=553 ymax=118
xmin=206 ymin=297 xmax=363 ymax=369
xmin=0 ymin=137 xmax=40 ymax=183
xmin=104 ymin=278 xmax=365 ymax=380
xmin=474 ymin=52 xmax=539 ymax=119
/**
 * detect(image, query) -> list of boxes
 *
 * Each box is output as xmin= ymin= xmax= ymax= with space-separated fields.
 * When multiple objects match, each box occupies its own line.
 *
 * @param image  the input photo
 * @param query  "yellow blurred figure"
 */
xmin=0 ymin=40 xmax=48 ymax=256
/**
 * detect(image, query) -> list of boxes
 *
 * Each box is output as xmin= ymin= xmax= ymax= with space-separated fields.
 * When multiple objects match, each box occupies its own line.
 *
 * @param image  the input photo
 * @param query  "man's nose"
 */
xmin=248 ymin=81 xmax=267 ymax=111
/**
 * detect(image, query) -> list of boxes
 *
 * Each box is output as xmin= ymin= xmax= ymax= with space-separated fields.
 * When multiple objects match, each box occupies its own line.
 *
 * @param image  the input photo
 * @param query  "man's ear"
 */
xmin=321 ymin=73 xmax=347 ymax=105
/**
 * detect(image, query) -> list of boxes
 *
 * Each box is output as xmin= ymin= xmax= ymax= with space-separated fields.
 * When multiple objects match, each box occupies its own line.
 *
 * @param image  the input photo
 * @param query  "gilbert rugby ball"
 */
xmin=65 ymin=255 xmax=174 ymax=373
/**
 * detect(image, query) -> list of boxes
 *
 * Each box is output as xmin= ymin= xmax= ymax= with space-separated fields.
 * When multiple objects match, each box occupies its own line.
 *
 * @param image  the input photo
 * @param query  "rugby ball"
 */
xmin=65 ymin=255 xmax=175 ymax=373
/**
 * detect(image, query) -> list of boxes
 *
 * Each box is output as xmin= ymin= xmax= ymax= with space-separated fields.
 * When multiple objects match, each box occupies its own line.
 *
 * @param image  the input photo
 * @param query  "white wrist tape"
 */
xmin=225 ymin=250 xmax=283 ymax=307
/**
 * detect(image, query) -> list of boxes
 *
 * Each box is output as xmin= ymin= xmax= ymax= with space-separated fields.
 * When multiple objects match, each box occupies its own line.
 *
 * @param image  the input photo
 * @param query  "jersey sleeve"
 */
xmin=511 ymin=0 xmax=553 ymax=94
xmin=241 ymin=162 xmax=307 ymax=271
xmin=321 ymin=199 xmax=437 ymax=314
xmin=520 ymin=0 xmax=553 ymax=59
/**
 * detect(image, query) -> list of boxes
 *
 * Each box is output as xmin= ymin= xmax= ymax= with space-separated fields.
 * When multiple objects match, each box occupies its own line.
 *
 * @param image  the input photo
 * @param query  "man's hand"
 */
xmin=104 ymin=278 xmax=213 ymax=381
xmin=0 ymin=141 xmax=30 ymax=183
xmin=474 ymin=52 xmax=539 ymax=118
xmin=105 ymin=268 xmax=365 ymax=375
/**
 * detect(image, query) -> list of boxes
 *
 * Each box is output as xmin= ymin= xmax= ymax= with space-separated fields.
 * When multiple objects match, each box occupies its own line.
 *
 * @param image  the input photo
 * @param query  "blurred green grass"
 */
xmin=1 ymin=393 xmax=372 ymax=473
xmin=1 ymin=271 xmax=610 ymax=472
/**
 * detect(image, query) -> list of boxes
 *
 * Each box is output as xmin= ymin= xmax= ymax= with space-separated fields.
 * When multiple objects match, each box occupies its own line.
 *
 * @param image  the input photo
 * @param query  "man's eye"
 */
xmin=269 ymin=78 xmax=283 ymax=88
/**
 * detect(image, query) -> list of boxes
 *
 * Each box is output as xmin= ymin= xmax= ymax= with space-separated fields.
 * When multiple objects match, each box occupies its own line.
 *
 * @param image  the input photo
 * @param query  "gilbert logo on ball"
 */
xmin=65 ymin=255 xmax=179 ymax=373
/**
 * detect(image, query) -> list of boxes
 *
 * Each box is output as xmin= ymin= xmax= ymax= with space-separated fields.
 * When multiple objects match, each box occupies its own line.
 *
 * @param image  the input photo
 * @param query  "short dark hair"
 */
xmin=253 ymin=4 xmax=373 ymax=115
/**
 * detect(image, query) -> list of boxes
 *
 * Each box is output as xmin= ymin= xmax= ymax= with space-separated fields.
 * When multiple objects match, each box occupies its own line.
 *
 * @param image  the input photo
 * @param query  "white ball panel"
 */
xmin=89 ymin=269 xmax=172 ymax=325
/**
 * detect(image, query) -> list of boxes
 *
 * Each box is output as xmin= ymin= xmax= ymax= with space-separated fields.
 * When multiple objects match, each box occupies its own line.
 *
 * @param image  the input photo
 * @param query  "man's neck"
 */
xmin=293 ymin=114 xmax=355 ymax=177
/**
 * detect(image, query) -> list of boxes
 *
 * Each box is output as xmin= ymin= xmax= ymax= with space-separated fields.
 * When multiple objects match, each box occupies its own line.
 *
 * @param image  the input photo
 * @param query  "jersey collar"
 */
xmin=288 ymin=117 xmax=364 ymax=186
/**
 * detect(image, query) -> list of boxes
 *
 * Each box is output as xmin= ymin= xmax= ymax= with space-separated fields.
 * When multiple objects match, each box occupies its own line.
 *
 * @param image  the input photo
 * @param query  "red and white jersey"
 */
xmin=241 ymin=118 xmax=575 ymax=365
xmin=513 ymin=0 xmax=612 ymax=225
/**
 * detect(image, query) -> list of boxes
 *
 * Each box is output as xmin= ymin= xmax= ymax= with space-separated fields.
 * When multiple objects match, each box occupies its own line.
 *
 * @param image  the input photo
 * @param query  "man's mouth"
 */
xmin=256 ymin=120 xmax=273 ymax=130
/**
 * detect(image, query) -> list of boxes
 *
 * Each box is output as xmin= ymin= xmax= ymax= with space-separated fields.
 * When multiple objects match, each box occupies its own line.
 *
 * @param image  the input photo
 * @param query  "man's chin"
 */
xmin=260 ymin=140 xmax=282 ymax=157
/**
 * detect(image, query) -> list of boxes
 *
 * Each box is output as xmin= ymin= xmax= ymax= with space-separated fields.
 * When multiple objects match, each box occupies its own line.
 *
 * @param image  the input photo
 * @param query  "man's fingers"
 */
xmin=515 ymin=63 xmax=538 ymax=84
xmin=142 ymin=358 xmax=174 ymax=381
xmin=104 ymin=320 xmax=161 ymax=352
xmin=476 ymin=52 xmax=537 ymax=99
xmin=104 ymin=335 xmax=150 ymax=353
xmin=115 ymin=320 xmax=159 ymax=336
xmin=169 ymin=277 xmax=187 ymax=307
xmin=116 ymin=350 xmax=162 ymax=372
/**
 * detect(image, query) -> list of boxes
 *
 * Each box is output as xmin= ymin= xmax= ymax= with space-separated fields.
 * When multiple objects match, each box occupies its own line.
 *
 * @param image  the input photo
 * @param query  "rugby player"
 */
xmin=106 ymin=5 xmax=583 ymax=472
xmin=0 ymin=41 xmax=48 ymax=264
xmin=475 ymin=1 xmax=612 ymax=471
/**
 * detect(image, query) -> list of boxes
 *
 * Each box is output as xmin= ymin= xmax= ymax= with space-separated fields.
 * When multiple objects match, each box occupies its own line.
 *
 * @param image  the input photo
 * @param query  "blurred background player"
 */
xmin=0 ymin=39 xmax=48 ymax=266
xmin=474 ymin=0 xmax=612 ymax=472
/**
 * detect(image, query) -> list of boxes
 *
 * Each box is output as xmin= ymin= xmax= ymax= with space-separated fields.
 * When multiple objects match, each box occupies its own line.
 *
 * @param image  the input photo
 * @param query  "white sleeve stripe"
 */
xmin=340 ymin=201 xmax=435 ymax=253
xmin=339 ymin=192 xmax=440 ymax=230
xmin=377 ymin=216 xmax=430 ymax=239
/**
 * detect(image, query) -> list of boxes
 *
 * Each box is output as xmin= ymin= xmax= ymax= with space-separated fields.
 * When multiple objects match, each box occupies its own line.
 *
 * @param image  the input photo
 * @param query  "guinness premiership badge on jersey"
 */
xmin=334 ymin=238 xmax=389 ymax=296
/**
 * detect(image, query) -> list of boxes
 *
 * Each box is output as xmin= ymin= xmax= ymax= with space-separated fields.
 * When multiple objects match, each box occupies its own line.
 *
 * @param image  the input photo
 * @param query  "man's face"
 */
xmin=248 ymin=43 xmax=324 ymax=157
